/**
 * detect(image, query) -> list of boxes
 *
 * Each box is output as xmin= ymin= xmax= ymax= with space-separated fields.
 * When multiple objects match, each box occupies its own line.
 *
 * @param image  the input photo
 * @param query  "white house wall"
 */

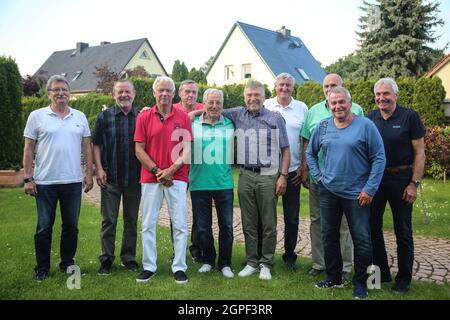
xmin=207 ymin=27 xmax=275 ymax=87
xmin=124 ymin=42 xmax=167 ymax=76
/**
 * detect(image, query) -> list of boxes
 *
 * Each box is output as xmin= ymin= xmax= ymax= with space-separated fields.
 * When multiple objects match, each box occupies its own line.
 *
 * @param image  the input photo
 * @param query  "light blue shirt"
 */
xmin=306 ymin=115 xmax=386 ymax=199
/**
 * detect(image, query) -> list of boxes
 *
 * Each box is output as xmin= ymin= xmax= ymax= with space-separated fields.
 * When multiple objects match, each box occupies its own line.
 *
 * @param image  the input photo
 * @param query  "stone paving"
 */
xmin=83 ymin=183 xmax=450 ymax=284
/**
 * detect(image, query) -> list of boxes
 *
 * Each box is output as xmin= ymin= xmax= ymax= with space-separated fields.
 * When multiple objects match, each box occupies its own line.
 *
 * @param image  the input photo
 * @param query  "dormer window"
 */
xmin=72 ymin=71 xmax=82 ymax=81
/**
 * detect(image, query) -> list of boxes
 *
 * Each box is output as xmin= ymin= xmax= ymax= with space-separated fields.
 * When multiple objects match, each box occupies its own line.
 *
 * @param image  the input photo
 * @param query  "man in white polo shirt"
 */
xmin=265 ymin=72 xmax=308 ymax=272
xmin=23 ymin=75 xmax=93 ymax=282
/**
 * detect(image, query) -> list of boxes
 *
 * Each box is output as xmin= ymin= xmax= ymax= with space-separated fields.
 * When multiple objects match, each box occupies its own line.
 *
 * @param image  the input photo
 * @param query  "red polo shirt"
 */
xmin=173 ymin=102 xmax=204 ymax=113
xmin=134 ymin=105 xmax=193 ymax=183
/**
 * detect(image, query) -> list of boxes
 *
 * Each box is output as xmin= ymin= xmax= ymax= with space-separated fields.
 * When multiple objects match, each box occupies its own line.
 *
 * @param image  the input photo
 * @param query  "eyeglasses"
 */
xmin=49 ymin=88 xmax=69 ymax=93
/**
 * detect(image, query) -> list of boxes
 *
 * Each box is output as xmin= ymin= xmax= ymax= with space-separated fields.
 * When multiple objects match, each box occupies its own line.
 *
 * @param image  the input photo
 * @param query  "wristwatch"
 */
xmin=410 ymin=180 xmax=421 ymax=187
xmin=150 ymin=166 xmax=159 ymax=174
xmin=279 ymin=172 xmax=288 ymax=178
xmin=24 ymin=177 xmax=34 ymax=183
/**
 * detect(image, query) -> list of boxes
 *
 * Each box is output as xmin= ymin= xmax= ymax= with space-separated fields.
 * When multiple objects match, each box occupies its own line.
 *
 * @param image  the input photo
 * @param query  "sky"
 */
xmin=0 ymin=0 xmax=449 ymax=76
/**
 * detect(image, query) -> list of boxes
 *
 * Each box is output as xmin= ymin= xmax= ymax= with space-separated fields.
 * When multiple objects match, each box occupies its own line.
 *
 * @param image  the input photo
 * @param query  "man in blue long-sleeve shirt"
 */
xmin=306 ymin=86 xmax=386 ymax=299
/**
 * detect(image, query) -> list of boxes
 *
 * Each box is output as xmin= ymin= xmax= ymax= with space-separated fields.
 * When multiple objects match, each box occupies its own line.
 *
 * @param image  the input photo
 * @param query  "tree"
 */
xmin=0 ymin=56 xmax=23 ymax=170
xmin=356 ymin=0 xmax=445 ymax=80
xmin=22 ymin=70 xmax=48 ymax=97
xmin=171 ymin=60 xmax=189 ymax=82
xmin=187 ymin=67 xmax=207 ymax=84
xmin=325 ymin=53 xmax=361 ymax=80
xmin=125 ymin=65 xmax=150 ymax=79
xmin=94 ymin=64 xmax=119 ymax=94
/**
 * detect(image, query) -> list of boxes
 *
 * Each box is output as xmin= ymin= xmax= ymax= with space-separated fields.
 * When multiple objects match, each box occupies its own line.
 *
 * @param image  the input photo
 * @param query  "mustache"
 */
xmin=376 ymin=99 xmax=391 ymax=104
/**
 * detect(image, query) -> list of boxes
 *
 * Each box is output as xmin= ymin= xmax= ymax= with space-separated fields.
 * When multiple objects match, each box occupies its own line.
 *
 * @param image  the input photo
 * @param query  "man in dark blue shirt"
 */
xmin=367 ymin=77 xmax=426 ymax=293
xmin=93 ymin=80 xmax=141 ymax=275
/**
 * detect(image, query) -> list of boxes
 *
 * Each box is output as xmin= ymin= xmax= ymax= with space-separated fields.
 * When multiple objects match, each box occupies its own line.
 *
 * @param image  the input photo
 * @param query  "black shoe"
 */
xmin=98 ymin=262 xmax=112 ymax=275
xmin=285 ymin=260 xmax=297 ymax=272
xmin=315 ymin=278 xmax=344 ymax=289
xmin=308 ymin=268 xmax=324 ymax=276
xmin=59 ymin=263 xmax=75 ymax=273
xmin=136 ymin=270 xmax=155 ymax=282
xmin=121 ymin=261 xmax=139 ymax=272
xmin=35 ymin=270 xmax=48 ymax=282
xmin=174 ymin=270 xmax=188 ymax=284
xmin=392 ymin=282 xmax=410 ymax=293
xmin=353 ymin=284 xmax=368 ymax=299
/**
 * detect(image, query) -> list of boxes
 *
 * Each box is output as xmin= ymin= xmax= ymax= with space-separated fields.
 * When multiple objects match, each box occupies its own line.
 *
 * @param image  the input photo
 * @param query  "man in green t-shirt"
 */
xmin=300 ymin=74 xmax=363 ymax=280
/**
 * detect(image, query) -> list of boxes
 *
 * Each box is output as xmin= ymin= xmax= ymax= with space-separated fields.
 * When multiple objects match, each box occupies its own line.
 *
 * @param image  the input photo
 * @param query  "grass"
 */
xmin=0 ymin=188 xmax=449 ymax=300
xmin=232 ymin=167 xmax=450 ymax=239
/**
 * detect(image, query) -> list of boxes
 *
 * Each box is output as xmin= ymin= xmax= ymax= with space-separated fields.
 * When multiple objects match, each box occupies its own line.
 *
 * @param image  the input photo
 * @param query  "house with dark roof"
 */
xmin=425 ymin=54 xmax=450 ymax=121
xmin=206 ymin=21 xmax=326 ymax=87
xmin=35 ymin=38 xmax=168 ymax=94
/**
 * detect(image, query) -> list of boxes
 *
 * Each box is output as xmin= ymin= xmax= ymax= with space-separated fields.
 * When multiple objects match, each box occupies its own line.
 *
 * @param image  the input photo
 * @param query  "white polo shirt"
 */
xmin=23 ymin=106 xmax=91 ymax=185
xmin=265 ymin=97 xmax=308 ymax=173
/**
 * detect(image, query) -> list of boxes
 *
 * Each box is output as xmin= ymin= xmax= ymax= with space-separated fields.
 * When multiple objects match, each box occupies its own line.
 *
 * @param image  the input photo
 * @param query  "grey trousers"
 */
xmin=309 ymin=179 xmax=353 ymax=272
xmin=99 ymin=183 xmax=141 ymax=264
xmin=238 ymin=169 xmax=278 ymax=269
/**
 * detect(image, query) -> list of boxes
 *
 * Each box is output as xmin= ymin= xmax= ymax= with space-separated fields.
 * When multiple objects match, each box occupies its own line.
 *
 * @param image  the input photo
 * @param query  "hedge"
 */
xmin=0 ymin=56 xmax=23 ymax=170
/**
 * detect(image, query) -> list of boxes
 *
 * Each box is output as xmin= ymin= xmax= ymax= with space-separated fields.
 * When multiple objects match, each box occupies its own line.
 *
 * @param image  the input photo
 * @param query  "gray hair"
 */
xmin=113 ymin=79 xmax=135 ymax=93
xmin=245 ymin=80 xmax=265 ymax=94
xmin=46 ymin=75 xmax=70 ymax=92
xmin=179 ymin=79 xmax=198 ymax=90
xmin=152 ymin=76 xmax=175 ymax=93
xmin=328 ymin=86 xmax=352 ymax=100
xmin=203 ymin=88 xmax=224 ymax=103
xmin=275 ymin=72 xmax=295 ymax=85
xmin=374 ymin=77 xmax=399 ymax=95
xmin=323 ymin=73 xmax=344 ymax=86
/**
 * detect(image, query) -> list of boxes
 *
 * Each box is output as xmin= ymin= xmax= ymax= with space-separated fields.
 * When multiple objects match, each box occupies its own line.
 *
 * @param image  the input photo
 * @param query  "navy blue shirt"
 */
xmin=93 ymin=106 xmax=141 ymax=186
xmin=367 ymin=105 xmax=425 ymax=168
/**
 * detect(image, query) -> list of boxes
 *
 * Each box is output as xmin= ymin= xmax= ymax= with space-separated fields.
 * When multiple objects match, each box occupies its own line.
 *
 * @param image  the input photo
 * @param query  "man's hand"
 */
xmin=141 ymin=106 xmax=151 ymax=112
xmin=96 ymin=169 xmax=107 ymax=188
xmin=290 ymin=167 xmax=302 ymax=186
xmin=156 ymin=168 xmax=175 ymax=187
xmin=275 ymin=175 xmax=287 ymax=196
xmin=300 ymin=166 xmax=309 ymax=189
xmin=358 ymin=191 xmax=373 ymax=206
xmin=24 ymin=181 xmax=37 ymax=196
xmin=84 ymin=174 xmax=94 ymax=193
xmin=402 ymin=183 xmax=417 ymax=205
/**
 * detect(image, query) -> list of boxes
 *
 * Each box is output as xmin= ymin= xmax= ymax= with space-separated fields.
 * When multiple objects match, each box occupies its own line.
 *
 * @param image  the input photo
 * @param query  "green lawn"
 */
xmin=0 ymin=188 xmax=449 ymax=300
xmin=232 ymin=167 xmax=450 ymax=239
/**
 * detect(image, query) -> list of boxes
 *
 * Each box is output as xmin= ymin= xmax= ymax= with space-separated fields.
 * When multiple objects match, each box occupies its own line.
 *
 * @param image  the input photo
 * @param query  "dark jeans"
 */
xmin=370 ymin=171 xmax=414 ymax=285
xmin=282 ymin=171 xmax=301 ymax=262
xmin=34 ymin=183 xmax=82 ymax=272
xmin=99 ymin=183 xmax=141 ymax=265
xmin=318 ymin=183 xmax=372 ymax=287
xmin=190 ymin=189 xmax=234 ymax=270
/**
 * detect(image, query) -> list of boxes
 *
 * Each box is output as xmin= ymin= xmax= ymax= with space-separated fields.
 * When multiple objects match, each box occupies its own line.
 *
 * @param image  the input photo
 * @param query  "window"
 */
xmin=225 ymin=65 xmax=234 ymax=81
xmin=140 ymin=50 xmax=151 ymax=60
xmin=242 ymin=64 xmax=252 ymax=80
xmin=72 ymin=71 xmax=82 ymax=81
xmin=296 ymin=68 xmax=310 ymax=81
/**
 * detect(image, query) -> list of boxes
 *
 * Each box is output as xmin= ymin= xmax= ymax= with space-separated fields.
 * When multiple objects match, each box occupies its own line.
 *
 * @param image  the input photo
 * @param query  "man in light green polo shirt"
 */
xmin=300 ymin=73 xmax=364 ymax=280
xmin=189 ymin=88 xmax=236 ymax=278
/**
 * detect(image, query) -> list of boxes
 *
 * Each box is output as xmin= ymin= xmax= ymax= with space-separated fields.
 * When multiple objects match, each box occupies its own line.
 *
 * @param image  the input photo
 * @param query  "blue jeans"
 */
xmin=370 ymin=171 xmax=413 ymax=285
xmin=318 ymin=183 xmax=372 ymax=287
xmin=190 ymin=189 xmax=234 ymax=270
xmin=35 ymin=183 xmax=82 ymax=272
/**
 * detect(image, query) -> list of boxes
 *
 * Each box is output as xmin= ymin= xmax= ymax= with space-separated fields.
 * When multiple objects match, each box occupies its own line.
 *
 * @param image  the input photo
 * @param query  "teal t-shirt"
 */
xmin=189 ymin=115 xmax=235 ymax=191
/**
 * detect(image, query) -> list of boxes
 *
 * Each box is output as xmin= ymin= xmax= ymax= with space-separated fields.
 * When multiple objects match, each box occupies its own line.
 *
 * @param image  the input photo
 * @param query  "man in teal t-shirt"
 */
xmin=300 ymin=74 xmax=363 ymax=279
xmin=189 ymin=88 xmax=235 ymax=279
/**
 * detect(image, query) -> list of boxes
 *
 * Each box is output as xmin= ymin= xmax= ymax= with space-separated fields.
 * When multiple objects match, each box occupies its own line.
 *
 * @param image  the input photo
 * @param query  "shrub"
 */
xmin=424 ymin=126 xmax=450 ymax=179
xmin=413 ymin=77 xmax=446 ymax=126
xmin=0 ymin=56 xmax=23 ymax=170
xmin=296 ymin=81 xmax=323 ymax=107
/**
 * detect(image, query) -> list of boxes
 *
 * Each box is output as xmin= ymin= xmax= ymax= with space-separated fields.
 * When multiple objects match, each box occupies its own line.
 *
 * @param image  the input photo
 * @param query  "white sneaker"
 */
xmin=221 ymin=267 xmax=234 ymax=278
xmin=198 ymin=264 xmax=212 ymax=273
xmin=259 ymin=265 xmax=272 ymax=280
xmin=238 ymin=264 xmax=258 ymax=277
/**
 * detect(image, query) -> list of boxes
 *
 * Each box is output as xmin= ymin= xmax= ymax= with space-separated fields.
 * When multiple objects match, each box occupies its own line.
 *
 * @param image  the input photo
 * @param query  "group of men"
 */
xmin=23 ymin=70 xmax=425 ymax=299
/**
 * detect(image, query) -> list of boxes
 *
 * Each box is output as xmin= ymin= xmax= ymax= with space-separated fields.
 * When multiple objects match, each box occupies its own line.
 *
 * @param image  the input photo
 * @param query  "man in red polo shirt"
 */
xmin=173 ymin=79 xmax=204 ymax=113
xmin=134 ymin=76 xmax=192 ymax=284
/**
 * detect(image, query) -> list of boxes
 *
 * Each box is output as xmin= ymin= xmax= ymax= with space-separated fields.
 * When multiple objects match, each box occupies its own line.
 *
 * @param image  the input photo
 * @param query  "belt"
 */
xmin=241 ymin=166 xmax=261 ymax=173
xmin=384 ymin=165 xmax=412 ymax=174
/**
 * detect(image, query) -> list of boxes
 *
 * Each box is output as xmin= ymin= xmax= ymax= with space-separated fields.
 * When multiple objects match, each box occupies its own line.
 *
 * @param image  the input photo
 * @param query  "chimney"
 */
xmin=276 ymin=26 xmax=291 ymax=39
xmin=100 ymin=41 xmax=111 ymax=46
xmin=76 ymin=42 xmax=89 ymax=55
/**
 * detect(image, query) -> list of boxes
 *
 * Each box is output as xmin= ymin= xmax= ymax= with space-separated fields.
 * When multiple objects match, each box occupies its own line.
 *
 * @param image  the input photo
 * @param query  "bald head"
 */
xmin=323 ymin=74 xmax=344 ymax=99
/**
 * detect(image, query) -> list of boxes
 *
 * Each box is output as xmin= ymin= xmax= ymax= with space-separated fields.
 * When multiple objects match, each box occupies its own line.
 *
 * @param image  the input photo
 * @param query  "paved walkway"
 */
xmin=83 ymin=183 xmax=450 ymax=284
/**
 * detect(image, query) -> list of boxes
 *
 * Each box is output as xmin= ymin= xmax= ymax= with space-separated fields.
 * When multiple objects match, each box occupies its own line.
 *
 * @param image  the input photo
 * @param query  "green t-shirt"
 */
xmin=189 ymin=115 xmax=235 ymax=191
